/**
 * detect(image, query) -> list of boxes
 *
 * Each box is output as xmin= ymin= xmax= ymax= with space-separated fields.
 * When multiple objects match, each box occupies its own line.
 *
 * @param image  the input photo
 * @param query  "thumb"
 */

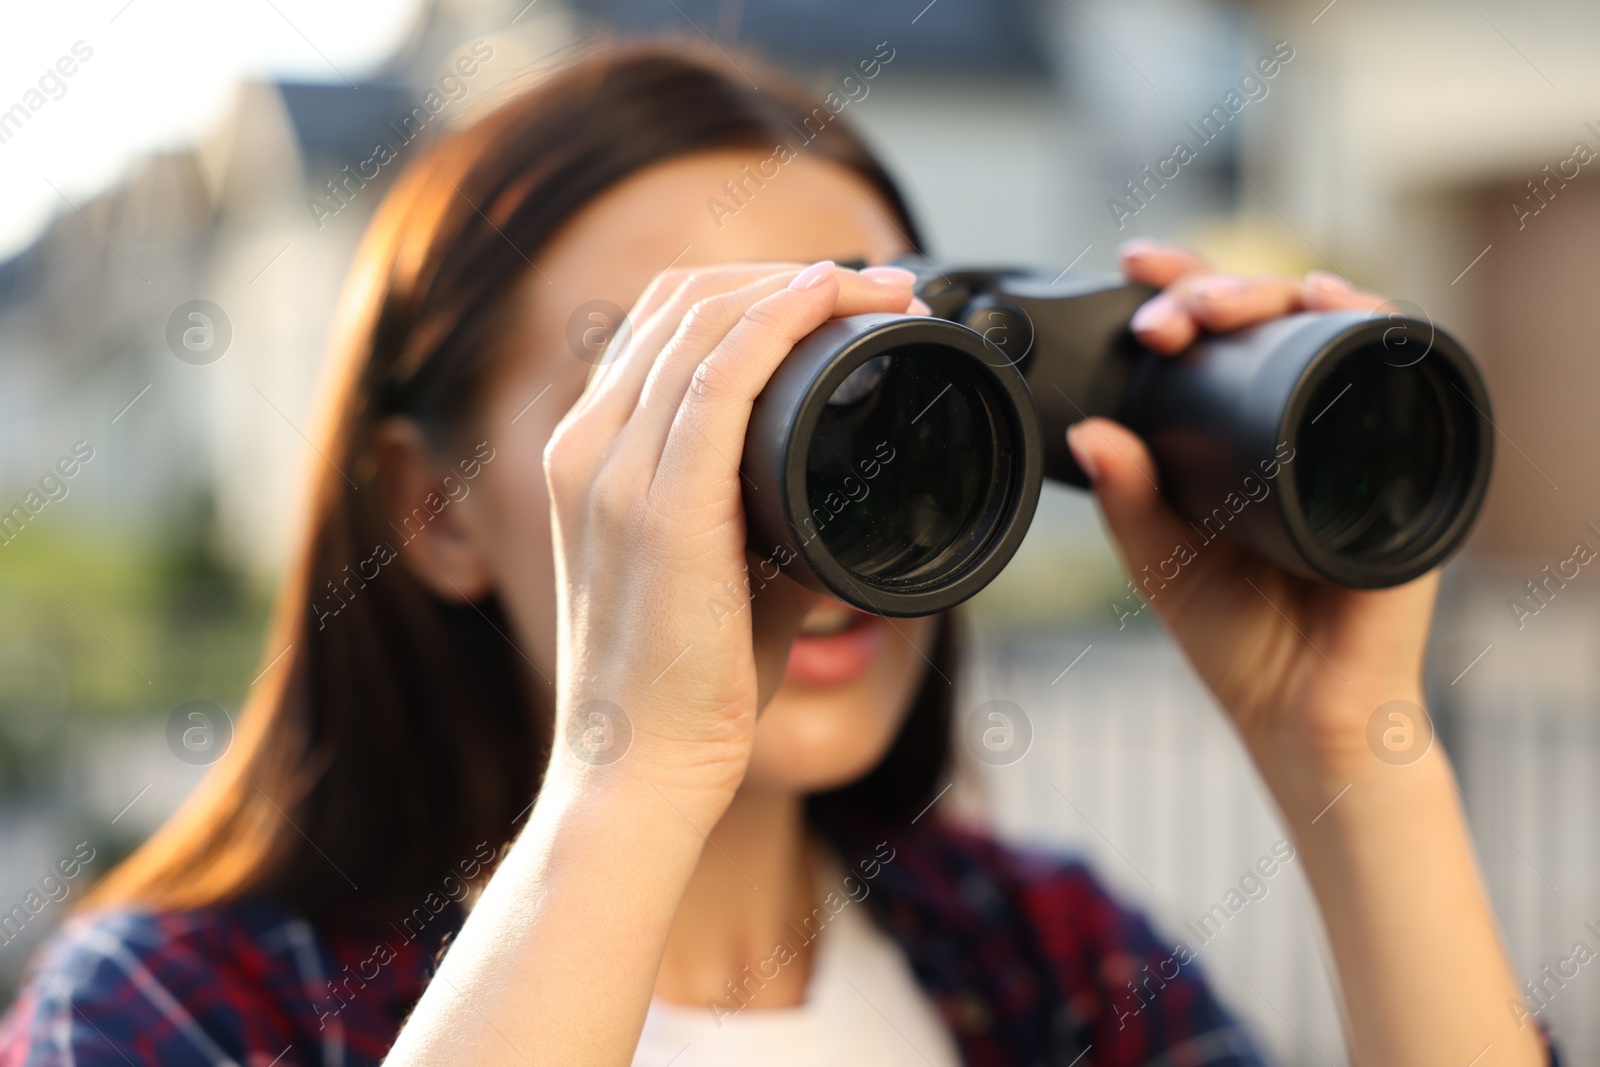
xmin=748 ymin=566 xmax=818 ymax=713
xmin=1066 ymin=418 xmax=1201 ymax=581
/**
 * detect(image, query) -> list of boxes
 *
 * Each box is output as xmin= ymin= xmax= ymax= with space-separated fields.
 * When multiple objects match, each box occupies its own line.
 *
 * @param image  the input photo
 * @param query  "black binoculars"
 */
xmin=741 ymin=258 xmax=1494 ymax=618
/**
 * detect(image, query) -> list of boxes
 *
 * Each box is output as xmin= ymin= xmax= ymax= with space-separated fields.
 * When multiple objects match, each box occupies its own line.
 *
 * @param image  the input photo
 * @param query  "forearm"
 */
xmin=384 ymin=766 xmax=714 ymax=1066
xmin=1258 ymin=723 xmax=1545 ymax=1067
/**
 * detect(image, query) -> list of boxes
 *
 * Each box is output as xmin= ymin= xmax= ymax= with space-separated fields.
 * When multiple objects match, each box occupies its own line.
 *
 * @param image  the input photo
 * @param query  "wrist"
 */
xmin=519 ymin=764 xmax=721 ymax=903
xmin=548 ymin=686 xmax=754 ymax=812
xmin=541 ymin=736 xmax=742 ymax=840
xmin=1243 ymin=685 xmax=1434 ymax=821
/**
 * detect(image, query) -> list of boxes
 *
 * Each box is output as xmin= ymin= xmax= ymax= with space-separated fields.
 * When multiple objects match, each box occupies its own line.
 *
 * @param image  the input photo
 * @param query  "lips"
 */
xmin=784 ymin=600 xmax=889 ymax=687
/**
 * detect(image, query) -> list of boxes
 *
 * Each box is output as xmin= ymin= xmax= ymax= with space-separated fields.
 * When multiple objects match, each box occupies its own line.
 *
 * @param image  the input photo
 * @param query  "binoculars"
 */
xmin=741 ymin=258 xmax=1494 ymax=618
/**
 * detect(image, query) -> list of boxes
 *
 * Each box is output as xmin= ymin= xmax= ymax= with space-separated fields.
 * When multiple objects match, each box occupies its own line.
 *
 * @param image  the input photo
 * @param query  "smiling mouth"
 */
xmin=786 ymin=598 xmax=889 ymax=688
xmin=797 ymin=599 xmax=869 ymax=637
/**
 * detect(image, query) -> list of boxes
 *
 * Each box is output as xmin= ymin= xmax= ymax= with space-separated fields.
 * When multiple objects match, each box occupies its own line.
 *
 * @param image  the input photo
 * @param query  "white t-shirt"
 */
xmin=631 ymin=876 xmax=962 ymax=1067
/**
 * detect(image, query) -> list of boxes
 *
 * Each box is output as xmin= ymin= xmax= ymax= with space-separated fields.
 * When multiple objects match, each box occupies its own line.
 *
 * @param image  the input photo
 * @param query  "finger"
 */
xmin=569 ymin=263 xmax=804 ymax=431
xmin=622 ymin=262 xmax=804 ymax=348
xmin=747 ymin=570 xmax=817 ymax=713
xmin=1301 ymin=271 xmax=1390 ymax=313
xmin=545 ymin=277 xmax=744 ymax=489
xmin=628 ymin=261 xmax=907 ymax=358
xmin=627 ymin=263 xmax=919 ymax=464
xmin=628 ymin=271 xmax=802 ymax=435
xmin=1132 ymin=273 xmax=1307 ymax=354
xmin=570 ymin=268 xmax=695 ymax=399
xmin=1118 ymin=238 xmax=1212 ymax=288
xmin=639 ymin=265 xmax=917 ymax=418
xmin=596 ymin=261 xmax=803 ymax=388
xmin=650 ymin=262 xmax=848 ymax=509
xmin=1129 ymin=292 xmax=1199 ymax=353
xmin=581 ymin=264 xmax=917 ymax=445
xmin=1065 ymin=417 xmax=1201 ymax=590
xmin=549 ymin=267 xmax=806 ymax=493
xmin=1172 ymin=273 xmax=1304 ymax=334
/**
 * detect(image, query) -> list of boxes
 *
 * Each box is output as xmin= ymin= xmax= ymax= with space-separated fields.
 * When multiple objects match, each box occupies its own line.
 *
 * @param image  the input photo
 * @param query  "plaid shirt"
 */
xmin=0 ymin=817 xmax=1563 ymax=1066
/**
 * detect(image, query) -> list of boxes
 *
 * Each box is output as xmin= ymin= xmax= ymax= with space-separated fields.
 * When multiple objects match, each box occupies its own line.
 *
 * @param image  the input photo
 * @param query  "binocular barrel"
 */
xmin=741 ymin=263 xmax=1494 ymax=618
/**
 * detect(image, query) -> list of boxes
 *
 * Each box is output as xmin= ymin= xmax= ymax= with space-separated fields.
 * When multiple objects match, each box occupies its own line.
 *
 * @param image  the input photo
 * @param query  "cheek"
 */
xmin=473 ymin=380 xmax=586 ymax=679
xmin=744 ymin=615 xmax=940 ymax=792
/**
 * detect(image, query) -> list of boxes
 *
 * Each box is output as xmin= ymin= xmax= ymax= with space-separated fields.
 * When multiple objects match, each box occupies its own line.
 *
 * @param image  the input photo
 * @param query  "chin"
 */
xmin=742 ymin=605 xmax=940 ymax=794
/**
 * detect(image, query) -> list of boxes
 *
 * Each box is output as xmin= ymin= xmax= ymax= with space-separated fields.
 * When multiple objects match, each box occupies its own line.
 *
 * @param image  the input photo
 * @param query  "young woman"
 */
xmin=0 ymin=43 xmax=1557 ymax=1067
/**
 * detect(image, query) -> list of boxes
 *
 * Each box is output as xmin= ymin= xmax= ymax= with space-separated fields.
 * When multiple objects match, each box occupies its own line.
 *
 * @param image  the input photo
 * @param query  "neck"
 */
xmin=653 ymin=784 xmax=817 ymax=1012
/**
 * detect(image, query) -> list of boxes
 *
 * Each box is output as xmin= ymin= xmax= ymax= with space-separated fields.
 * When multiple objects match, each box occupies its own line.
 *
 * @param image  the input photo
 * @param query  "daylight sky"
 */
xmin=0 ymin=0 xmax=427 ymax=260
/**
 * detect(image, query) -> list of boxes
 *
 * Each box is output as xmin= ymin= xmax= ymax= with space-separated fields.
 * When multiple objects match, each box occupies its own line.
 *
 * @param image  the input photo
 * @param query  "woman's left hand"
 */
xmin=1066 ymin=239 xmax=1425 ymax=806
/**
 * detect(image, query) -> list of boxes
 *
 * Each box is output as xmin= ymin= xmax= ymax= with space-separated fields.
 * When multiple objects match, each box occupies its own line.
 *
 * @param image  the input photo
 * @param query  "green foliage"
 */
xmin=0 ymin=497 xmax=270 ymax=795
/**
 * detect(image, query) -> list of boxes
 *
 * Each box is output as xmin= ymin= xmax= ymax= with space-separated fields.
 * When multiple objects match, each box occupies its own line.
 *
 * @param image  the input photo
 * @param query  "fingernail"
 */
xmin=907 ymin=297 xmax=933 ymax=316
xmin=1305 ymin=270 xmax=1352 ymax=293
xmin=1129 ymin=294 xmax=1178 ymax=335
xmin=1118 ymin=238 xmax=1159 ymax=262
xmin=858 ymin=265 xmax=917 ymax=287
xmin=1188 ymin=275 xmax=1245 ymax=306
xmin=1066 ymin=423 xmax=1100 ymax=482
xmin=789 ymin=260 xmax=835 ymax=291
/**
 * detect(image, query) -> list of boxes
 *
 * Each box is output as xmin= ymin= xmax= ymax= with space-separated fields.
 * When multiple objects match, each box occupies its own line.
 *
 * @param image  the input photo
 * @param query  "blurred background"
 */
xmin=2 ymin=0 xmax=1598 ymax=1061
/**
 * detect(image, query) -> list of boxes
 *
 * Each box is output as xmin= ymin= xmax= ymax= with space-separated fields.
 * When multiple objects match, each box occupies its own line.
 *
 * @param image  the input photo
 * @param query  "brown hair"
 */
xmin=89 ymin=41 xmax=953 ymax=920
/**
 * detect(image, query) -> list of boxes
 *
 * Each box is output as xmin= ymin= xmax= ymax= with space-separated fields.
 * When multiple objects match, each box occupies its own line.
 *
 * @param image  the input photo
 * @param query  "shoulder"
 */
xmin=35 ymin=900 xmax=314 ymax=979
xmin=0 ymin=902 xmax=322 ymax=1066
xmin=823 ymin=814 xmax=1265 ymax=1064
xmin=907 ymin=820 xmax=1158 ymax=950
xmin=844 ymin=814 xmax=1137 ymax=935
xmin=892 ymin=816 xmax=1103 ymax=891
xmin=903 ymin=822 xmax=1204 ymax=1005
xmin=902 ymin=818 xmax=1235 ymax=993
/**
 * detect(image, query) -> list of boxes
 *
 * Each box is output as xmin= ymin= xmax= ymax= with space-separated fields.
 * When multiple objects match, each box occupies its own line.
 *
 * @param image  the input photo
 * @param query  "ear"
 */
xmin=374 ymin=418 xmax=493 ymax=603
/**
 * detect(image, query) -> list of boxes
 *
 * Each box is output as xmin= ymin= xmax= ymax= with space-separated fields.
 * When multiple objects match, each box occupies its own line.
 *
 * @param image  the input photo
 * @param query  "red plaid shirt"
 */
xmin=0 ymin=817 xmax=1563 ymax=1065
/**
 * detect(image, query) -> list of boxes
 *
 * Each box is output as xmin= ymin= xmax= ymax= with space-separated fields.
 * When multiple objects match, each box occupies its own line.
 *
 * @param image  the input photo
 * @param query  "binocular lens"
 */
xmin=751 ymin=285 xmax=1492 ymax=612
xmin=1295 ymin=343 xmax=1481 ymax=570
xmin=804 ymin=346 xmax=1013 ymax=588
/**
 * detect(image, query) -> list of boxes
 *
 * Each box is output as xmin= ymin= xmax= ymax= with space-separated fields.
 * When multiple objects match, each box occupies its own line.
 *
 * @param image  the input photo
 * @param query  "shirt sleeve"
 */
xmin=1015 ymin=854 xmax=1571 ymax=1067
xmin=1010 ymin=853 xmax=1268 ymax=1065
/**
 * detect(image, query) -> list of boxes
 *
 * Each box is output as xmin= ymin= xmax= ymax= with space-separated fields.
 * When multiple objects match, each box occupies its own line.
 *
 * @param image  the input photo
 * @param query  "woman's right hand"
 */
xmin=540 ymin=259 xmax=923 ymax=819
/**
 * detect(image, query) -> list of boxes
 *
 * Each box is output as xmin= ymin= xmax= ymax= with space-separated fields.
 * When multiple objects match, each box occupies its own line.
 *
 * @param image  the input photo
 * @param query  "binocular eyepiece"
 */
xmin=741 ymin=259 xmax=1494 ymax=617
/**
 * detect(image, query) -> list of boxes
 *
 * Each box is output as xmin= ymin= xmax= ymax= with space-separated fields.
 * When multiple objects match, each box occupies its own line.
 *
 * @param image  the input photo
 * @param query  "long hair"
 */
xmin=88 ymin=41 xmax=954 ymax=920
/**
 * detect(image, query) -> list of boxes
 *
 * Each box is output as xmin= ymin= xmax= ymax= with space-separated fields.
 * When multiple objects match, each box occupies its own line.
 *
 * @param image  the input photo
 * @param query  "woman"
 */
xmin=0 ymin=42 xmax=1556 ymax=1067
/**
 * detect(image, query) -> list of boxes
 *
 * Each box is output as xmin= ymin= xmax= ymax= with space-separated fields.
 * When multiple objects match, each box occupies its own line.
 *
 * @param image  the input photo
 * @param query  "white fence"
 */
xmin=963 ymin=574 xmax=1599 ymax=1065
